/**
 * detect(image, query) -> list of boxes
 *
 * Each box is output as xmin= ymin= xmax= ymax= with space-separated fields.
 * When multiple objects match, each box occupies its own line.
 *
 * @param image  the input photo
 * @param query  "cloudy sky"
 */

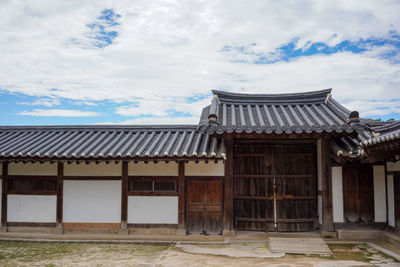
xmin=1 ymin=0 xmax=399 ymax=126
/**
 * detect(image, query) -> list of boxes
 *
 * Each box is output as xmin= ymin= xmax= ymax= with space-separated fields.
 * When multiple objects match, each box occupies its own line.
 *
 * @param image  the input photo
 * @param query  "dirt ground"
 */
xmin=0 ymin=241 xmax=398 ymax=267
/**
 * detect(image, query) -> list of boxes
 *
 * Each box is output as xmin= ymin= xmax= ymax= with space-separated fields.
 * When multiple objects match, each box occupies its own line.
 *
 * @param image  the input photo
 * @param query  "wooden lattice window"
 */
xmin=128 ymin=177 xmax=177 ymax=194
xmin=8 ymin=178 xmax=57 ymax=194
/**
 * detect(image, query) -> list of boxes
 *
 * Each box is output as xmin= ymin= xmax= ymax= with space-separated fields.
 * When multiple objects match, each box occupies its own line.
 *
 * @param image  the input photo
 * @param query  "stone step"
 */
xmin=336 ymin=229 xmax=383 ymax=240
xmin=383 ymin=231 xmax=400 ymax=248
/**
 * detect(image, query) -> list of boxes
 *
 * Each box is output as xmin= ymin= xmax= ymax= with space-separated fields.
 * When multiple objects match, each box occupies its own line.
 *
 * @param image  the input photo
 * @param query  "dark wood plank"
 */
xmin=128 ymin=224 xmax=178 ymax=229
xmin=64 ymin=176 xmax=122 ymax=180
xmin=127 ymin=192 xmax=178 ymax=196
xmin=7 ymin=222 xmax=56 ymax=227
xmin=394 ymin=174 xmax=400 ymax=228
xmin=56 ymin=161 xmax=63 ymax=226
xmin=121 ymin=161 xmax=128 ymax=230
xmin=224 ymin=135 xmax=234 ymax=231
xmin=178 ymin=161 xmax=185 ymax=229
xmin=186 ymin=180 xmax=204 ymax=233
xmin=1 ymin=162 xmax=8 ymax=226
xmin=321 ymin=138 xmax=334 ymax=232
xmin=8 ymin=175 xmax=57 ymax=180
xmin=343 ymin=165 xmax=374 ymax=223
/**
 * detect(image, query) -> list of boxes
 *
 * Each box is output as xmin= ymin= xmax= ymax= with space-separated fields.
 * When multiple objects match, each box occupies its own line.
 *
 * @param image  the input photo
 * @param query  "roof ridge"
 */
xmin=0 ymin=125 xmax=199 ymax=131
xmin=212 ymin=88 xmax=332 ymax=104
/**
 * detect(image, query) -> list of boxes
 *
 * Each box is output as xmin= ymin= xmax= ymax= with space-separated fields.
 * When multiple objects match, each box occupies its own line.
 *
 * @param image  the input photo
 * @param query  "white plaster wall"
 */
xmin=128 ymin=162 xmax=178 ymax=176
xmin=387 ymin=174 xmax=395 ymax=227
xmin=8 ymin=162 xmax=56 ymax=176
xmin=373 ymin=165 xmax=387 ymax=222
xmin=387 ymin=161 xmax=400 ymax=172
xmin=7 ymin=195 xmax=56 ymax=222
xmin=128 ymin=196 xmax=178 ymax=224
xmin=64 ymin=162 xmax=121 ymax=176
xmin=63 ymin=180 xmax=121 ymax=223
xmin=332 ymin=166 xmax=344 ymax=223
xmin=185 ymin=161 xmax=224 ymax=176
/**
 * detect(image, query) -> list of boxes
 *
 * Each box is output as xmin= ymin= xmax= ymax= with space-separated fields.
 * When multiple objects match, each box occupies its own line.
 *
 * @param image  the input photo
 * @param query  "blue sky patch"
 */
xmin=85 ymin=9 xmax=121 ymax=48
xmin=223 ymin=32 xmax=400 ymax=64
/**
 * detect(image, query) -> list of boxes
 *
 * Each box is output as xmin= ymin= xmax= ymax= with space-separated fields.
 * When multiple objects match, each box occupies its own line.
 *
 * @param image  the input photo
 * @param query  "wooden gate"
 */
xmin=233 ymin=140 xmax=317 ymax=232
xmin=186 ymin=178 xmax=223 ymax=235
xmin=343 ymin=165 xmax=374 ymax=223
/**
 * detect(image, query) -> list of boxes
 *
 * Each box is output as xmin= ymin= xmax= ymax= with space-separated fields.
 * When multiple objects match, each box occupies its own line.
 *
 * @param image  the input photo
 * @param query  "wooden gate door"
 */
xmin=394 ymin=174 xmax=400 ymax=228
xmin=343 ymin=165 xmax=374 ymax=223
xmin=274 ymin=145 xmax=317 ymax=231
xmin=233 ymin=140 xmax=317 ymax=232
xmin=186 ymin=179 xmax=223 ymax=235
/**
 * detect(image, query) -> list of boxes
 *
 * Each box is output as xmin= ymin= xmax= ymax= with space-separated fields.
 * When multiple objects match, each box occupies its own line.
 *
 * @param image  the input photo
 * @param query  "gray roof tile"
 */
xmin=200 ymin=89 xmax=358 ymax=134
xmin=0 ymin=125 xmax=225 ymax=160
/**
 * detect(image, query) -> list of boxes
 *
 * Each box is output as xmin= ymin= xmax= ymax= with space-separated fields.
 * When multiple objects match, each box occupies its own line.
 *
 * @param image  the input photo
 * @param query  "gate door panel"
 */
xmin=186 ymin=179 xmax=223 ymax=235
xmin=234 ymin=154 xmax=274 ymax=231
xmin=274 ymin=151 xmax=317 ymax=231
xmin=186 ymin=180 xmax=204 ymax=233
xmin=233 ymin=141 xmax=317 ymax=232
xmin=343 ymin=165 xmax=374 ymax=223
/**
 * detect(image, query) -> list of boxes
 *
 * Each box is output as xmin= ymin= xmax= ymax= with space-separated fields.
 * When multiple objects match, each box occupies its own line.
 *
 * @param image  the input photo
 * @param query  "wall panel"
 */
xmin=9 ymin=162 xmax=56 ymax=176
xmin=128 ymin=196 xmax=178 ymax=224
xmin=7 ymin=195 xmax=56 ymax=222
xmin=185 ymin=161 xmax=224 ymax=176
xmin=332 ymin=166 xmax=344 ymax=223
xmin=373 ymin=165 xmax=387 ymax=222
xmin=63 ymin=180 xmax=121 ymax=223
xmin=387 ymin=161 xmax=400 ymax=172
xmin=128 ymin=162 xmax=178 ymax=176
xmin=64 ymin=162 xmax=121 ymax=176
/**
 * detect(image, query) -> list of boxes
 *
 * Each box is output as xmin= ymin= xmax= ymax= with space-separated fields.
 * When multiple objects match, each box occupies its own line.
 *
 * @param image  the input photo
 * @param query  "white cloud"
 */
xmin=20 ymin=109 xmax=100 ymax=117
xmin=0 ymin=0 xmax=400 ymax=122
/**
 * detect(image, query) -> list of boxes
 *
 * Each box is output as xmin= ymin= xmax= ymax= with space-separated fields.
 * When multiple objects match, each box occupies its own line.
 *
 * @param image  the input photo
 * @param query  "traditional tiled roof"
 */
xmin=0 ymin=125 xmax=225 ymax=160
xmin=360 ymin=121 xmax=400 ymax=147
xmin=331 ymin=120 xmax=400 ymax=159
xmin=200 ymin=89 xmax=360 ymax=134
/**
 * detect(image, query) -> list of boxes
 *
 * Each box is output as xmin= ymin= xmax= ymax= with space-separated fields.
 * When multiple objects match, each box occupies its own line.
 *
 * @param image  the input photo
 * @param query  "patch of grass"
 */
xmin=0 ymin=241 xmax=170 ymax=266
xmin=328 ymin=244 xmax=373 ymax=263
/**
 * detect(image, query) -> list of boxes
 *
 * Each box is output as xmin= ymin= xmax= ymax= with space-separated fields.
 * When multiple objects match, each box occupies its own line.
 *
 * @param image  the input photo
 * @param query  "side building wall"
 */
xmin=2 ymin=160 xmax=225 ymax=228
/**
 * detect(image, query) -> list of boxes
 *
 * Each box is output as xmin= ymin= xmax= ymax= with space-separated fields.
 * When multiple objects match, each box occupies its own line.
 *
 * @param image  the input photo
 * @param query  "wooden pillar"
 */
xmin=1 ymin=162 xmax=8 ymax=228
xmin=56 ymin=161 xmax=64 ymax=229
xmin=178 ymin=161 xmax=185 ymax=229
xmin=223 ymin=135 xmax=234 ymax=232
xmin=321 ymin=138 xmax=334 ymax=232
xmin=121 ymin=161 xmax=128 ymax=232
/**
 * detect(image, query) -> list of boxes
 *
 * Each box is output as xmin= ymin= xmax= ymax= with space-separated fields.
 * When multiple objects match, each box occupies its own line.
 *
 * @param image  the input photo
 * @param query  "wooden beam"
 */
xmin=56 ymin=161 xmax=63 ymax=228
xmin=223 ymin=135 xmax=234 ymax=231
xmin=178 ymin=161 xmax=185 ymax=229
xmin=1 ymin=162 xmax=8 ymax=227
xmin=121 ymin=161 xmax=128 ymax=231
xmin=321 ymin=138 xmax=334 ymax=232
